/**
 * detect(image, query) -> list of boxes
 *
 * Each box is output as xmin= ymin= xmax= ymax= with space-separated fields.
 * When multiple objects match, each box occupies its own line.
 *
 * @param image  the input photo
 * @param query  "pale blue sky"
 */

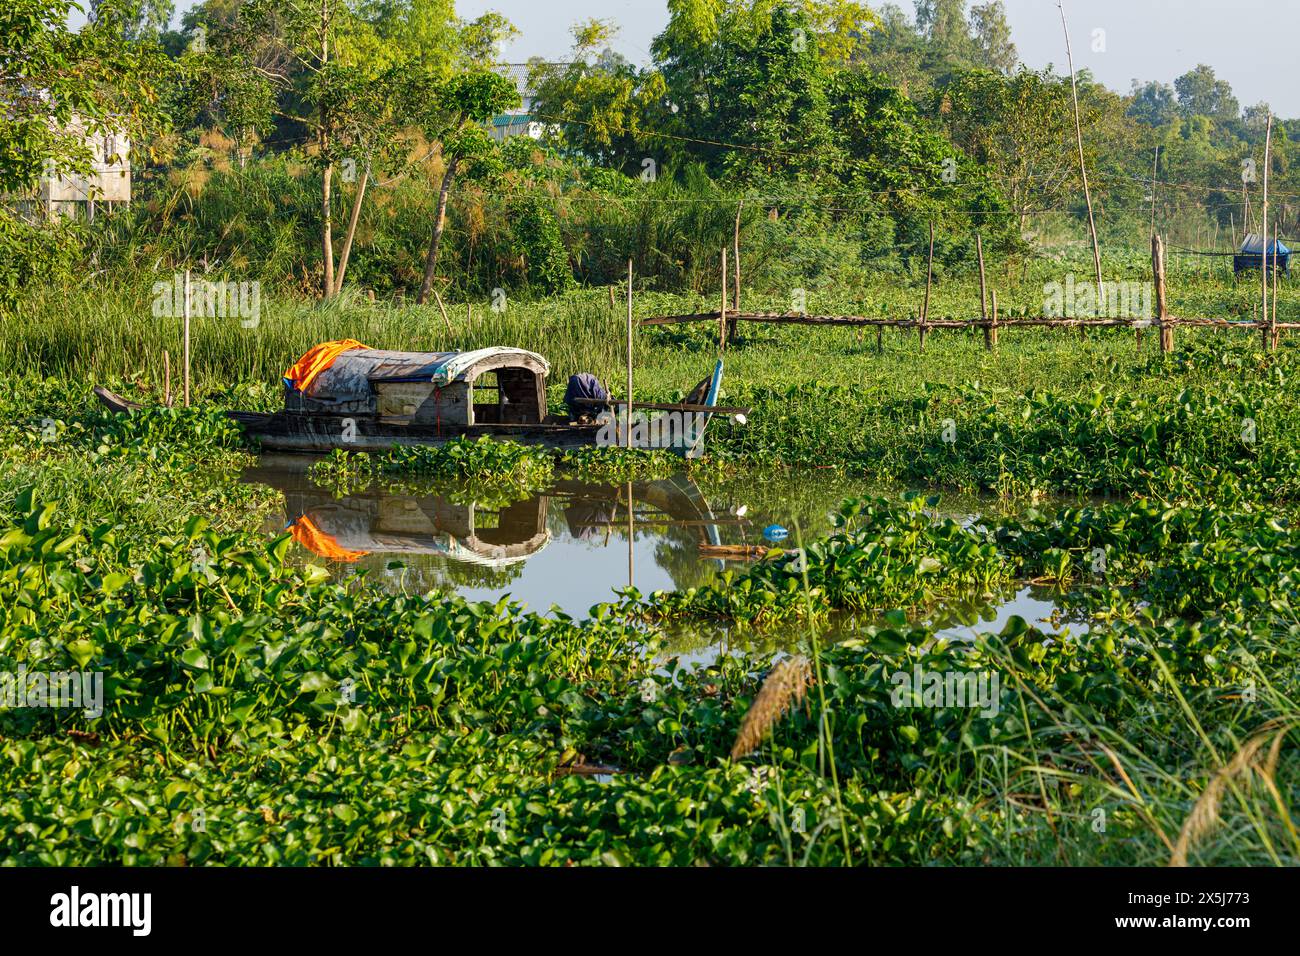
xmin=149 ymin=1 xmax=1300 ymax=117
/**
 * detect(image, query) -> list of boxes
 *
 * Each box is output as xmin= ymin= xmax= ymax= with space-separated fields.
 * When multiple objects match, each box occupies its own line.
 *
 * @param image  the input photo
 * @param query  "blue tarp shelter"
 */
xmin=1234 ymin=234 xmax=1291 ymax=276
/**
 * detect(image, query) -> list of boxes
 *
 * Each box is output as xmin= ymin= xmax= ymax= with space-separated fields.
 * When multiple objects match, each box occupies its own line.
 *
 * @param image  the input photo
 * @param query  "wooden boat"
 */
xmin=95 ymin=346 xmax=749 ymax=456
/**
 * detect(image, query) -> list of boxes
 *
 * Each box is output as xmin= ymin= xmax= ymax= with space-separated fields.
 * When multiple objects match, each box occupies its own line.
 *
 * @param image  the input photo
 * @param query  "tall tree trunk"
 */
xmin=322 ymin=160 xmax=335 ymax=298
xmin=318 ymin=0 xmax=334 ymax=299
xmin=416 ymin=155 xmax=460 ymax=306
xmin=334 ymin=165 xmax=369 ymax=295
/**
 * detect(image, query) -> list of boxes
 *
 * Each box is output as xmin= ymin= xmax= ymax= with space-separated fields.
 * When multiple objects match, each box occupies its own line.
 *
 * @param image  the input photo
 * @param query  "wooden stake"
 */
xmin=977 ymin=234 xmax=990 ymax=350
xmin=163 ymin=350 xmax=171 ymax=408
xmin=183 ymin=268 xmax=191 ymax=407
xmin=1153 ymin=234 xmax=1172 ymax=353
xmin=609 ymin=284 xmax=615 ymax=309
xmin=626 ymin=259 xmax=633 ymax=450
xmin=719 ymin=248 xmax=728 ymax=351
xmin=990 ymin=289 xmax=999 ymax=349
xmin=1149 ymin=145 xmax=1159 ymax=237
xmin=432 ymin=289 xmax=453 ymax=337
xmin=732 ymin=201 xmax=743 ymax=342
xmin=920 ymin=221 xmax=934 ymax=353
xmin=626 ymin=480 xmax=634 ymax=587
xmin=1263 ymin=113 xmax=1274 ymax=350
xmin=1272 ymin=239 xmax=1279 ymax=349
xmin=1058 ymin=1 xmax=1103 ymax=323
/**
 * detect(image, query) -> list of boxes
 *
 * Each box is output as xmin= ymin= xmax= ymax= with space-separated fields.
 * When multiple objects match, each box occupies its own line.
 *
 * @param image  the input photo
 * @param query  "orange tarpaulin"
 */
xmin=289 ymin=514 xmax=370 ymax=562
xmin=283 ymin=339 xmax=370 ymax=393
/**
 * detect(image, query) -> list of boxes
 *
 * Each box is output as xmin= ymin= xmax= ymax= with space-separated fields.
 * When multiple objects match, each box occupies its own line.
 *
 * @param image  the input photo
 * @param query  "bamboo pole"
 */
xmin=1272 ymin=239 xmax=1279 ymax=349
xmin=920 ymin=221 xmax=934 ymax=353
xmin=431 ymin=289 xmax=453 ymax=337
xmin=719 ymin=248 xmax=728 ymax=351
xmin=977 ymin=234 xmax=990 ymax=350
xmin=733 ymin=202 xmax=743 ymax=311
xmin=1058 ymin=1 xmax=1103 ymax=324
xmin=183 ymin=268 xmax=191 ymax=407
xmin=1150 ymin=145 xmax=1159 ymax=236
xmin=990 ymin=289 xmax=999 ymax=349
xmin=626 ymin=480 xmax=634 ymax=587
xmin=1263 ymin=113 xmax=1274 ymax=350
xmin=626 ymin=259 xmax=633 ymax=451
xmin=1153 ymin=234 xmax=1172 ymax=353
xmin=732 ymin=201 xmax=743 ymax=342
xmin=163 ymin=350 xmax=171 ymax=407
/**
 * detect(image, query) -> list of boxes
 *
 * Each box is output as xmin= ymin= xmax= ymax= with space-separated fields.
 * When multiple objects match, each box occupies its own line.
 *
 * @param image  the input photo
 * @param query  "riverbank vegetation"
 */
xmin=4 ymin=0 xmax=1299 ymax=867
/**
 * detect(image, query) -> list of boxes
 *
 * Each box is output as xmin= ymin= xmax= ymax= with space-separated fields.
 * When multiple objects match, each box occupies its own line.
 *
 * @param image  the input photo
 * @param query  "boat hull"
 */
xmin=231 ymin=410 xmax=603 ymax=453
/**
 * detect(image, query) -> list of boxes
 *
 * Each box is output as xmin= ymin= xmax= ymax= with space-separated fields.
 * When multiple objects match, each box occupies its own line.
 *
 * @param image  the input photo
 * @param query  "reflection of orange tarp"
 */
xmin=289 ymin=514 xmax=370 ymax=562
xmin=283 ymin=339 xmax=370 ymax=393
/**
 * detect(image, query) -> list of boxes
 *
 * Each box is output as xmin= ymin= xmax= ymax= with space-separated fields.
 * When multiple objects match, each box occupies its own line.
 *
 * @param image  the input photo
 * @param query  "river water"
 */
xmin=241 ymin=457 xmax=1081 ymax=645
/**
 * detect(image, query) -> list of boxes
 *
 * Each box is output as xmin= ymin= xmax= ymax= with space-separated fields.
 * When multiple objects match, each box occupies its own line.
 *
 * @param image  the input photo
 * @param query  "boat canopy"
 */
xmin=294 ymin=346 xmax=550 ymax=403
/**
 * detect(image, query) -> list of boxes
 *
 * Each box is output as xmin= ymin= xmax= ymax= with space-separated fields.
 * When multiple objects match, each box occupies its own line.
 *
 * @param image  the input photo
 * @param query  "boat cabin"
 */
xmin=284 ymin=346 xmax=550 ymax=427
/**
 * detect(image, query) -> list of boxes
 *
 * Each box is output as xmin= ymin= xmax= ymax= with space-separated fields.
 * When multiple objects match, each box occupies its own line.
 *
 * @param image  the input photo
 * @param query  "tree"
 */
xmin=531 ymin=21 xmax=671 ymax=174
xmin=408 ymin=70 xmax=521 ymax=304
xmin=1174 ymin=64 xmax=1239 ymax=121
xmin=935 ymin=69 xmax=1085 ymax=234
xmin=969 ymin=1 xmax=1016 ymax=74
xmin=174 ymin=8 xmax=277 ymax=168
xmin=856 ymin=3 xmax=928 ymax=96
xmin=0 ymin=0 xmax=171 ymax=312
xmin=92 ymin=0 xmax=175 ymax=38
xmin=915 ymin=0 xmax=976 ymax=66
xmin=1128 ymin=80 xmax=1177 ymax=127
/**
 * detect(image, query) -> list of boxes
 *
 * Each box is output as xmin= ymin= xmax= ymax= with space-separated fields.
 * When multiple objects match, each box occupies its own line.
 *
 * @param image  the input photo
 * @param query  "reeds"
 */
xmin=1171 ymin=718 xmax=1299 ymax=867
xmin=729 ymin=655 xmax=812 ymax=760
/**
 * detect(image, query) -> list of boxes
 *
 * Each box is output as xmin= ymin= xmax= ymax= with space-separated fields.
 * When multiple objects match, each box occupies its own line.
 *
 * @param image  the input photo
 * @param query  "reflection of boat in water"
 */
xmin=246 ymin=462 xmax=550 ymax=570
xmin=243 ymin=461 xmax=735 ymax=573
xmin=548 ymin=475 xmax=726 ymax=564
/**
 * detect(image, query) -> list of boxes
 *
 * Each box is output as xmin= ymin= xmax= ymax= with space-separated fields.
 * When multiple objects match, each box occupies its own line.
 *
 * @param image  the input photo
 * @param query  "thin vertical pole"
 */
xmin=163 ymin=350 xmax=171 ymax=407
xmin=990 ymin=289 xmax=999 ymax=349
xmin=1153 ymin=234 xmax=1171 ymax=353
xmin=1058 ymin=0 xmax=1103 ymax=319
xmin=1272 ymin=222 xmax=1279 ymax=349
xmin=719 ymin=248 xmax=728 ymax=351
xmin=977 ymin=234 xmax=989 ymax=349
xmin=733 ymin=201 xmax=743 ymax=314
xmin=626 ymin=259 xmax=633 ymax=450
xmin=1150 ymin=145 xmax=1159 ymax=236
xmin=1263 ymin=113 xmax=1274 ymax=350
xmin=183 ymin=268 xmax=192 ymax=407
xmin=626 ymin=480 xmax=634 ymax=588
xmin=920 ymin=221 xmax=934 ymax=353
